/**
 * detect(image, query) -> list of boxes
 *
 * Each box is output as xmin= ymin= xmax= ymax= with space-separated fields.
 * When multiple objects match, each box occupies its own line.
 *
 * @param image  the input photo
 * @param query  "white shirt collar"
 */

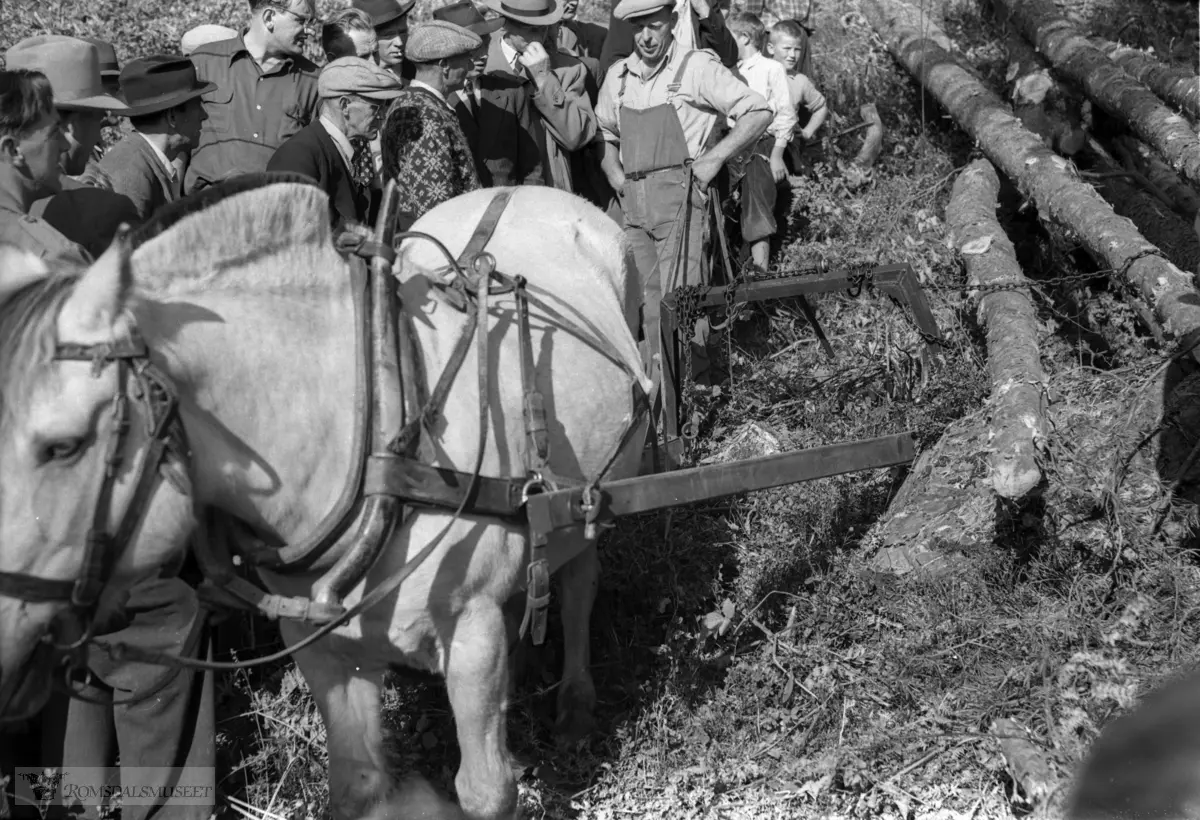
xmin=738 ymin=51 xmax=765 ymax=71
xmin=409 ymin=79 xmax=448 ymax=106
xmin=318 ymin=114 xmax=355 ymax=170
xmin=136 ymin=132 xmax=177 ymax=181
xmin=500 ymin=37 xmax=521 ymax=72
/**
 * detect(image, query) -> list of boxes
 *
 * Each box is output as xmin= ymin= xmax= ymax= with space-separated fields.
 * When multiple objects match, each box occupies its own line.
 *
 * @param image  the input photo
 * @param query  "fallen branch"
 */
xmin=994 ymin=0 xmax=1200 ymax=187
xmin=1094 ymin=38 xmax=1200 ymax=122
xmin=854 ymin=103 xmax=885 ymax=167
xmin=860 ymin=0 xmax=1200 ymax=357
xmin=1110 ymin=134 xmax=1200 ymax=219
xmin=947 ymin=159 xmax=1048 ymax=499
xmin=991 ymin=717 xmax=1059 ymax=806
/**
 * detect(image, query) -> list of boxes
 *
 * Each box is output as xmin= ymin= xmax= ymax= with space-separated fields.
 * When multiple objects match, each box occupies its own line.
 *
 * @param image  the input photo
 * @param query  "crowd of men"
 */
xmin=0 ymin=0 xmax=828 ymax=815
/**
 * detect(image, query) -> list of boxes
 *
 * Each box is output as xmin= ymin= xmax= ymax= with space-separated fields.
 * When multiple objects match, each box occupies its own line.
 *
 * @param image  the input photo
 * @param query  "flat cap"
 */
xmin=318 ymin=56 xmax=404 ymax=100
xmin=181 ymin=24 xmax=239 ymax=56
xmin=407 ymin=21 xmax=483 ymax=63
xmin=612 ymin=0 xmax=672 ymax=20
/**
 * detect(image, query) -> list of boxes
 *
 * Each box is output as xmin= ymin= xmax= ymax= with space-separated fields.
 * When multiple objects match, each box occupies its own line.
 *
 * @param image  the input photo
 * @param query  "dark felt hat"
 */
xmin=352 ymin=0 xmax=417 ymax=27
xmin=117 ymin=55 xmax=216 ymax=117
xmin=432 ymin=1 xmax=504 ymax=35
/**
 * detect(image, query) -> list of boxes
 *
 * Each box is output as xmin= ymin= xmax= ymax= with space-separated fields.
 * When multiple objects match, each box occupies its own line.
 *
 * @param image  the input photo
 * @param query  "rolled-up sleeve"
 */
xmin=596 ymin=66 xmax=623 ymax=144
xmin=691 ymin=55 xmax=770 ymax=122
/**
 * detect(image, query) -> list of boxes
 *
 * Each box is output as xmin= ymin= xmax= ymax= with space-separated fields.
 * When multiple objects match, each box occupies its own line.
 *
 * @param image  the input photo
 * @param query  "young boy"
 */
xmin=768 ymin=19 xmax=828 ymax=173
xmin=728 ymin=12 xmax=797 ymax=269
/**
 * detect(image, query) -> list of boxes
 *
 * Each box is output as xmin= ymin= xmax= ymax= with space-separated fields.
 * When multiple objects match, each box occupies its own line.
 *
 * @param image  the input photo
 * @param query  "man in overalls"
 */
xmin=596 ymin=0 xmax=770 ymax=381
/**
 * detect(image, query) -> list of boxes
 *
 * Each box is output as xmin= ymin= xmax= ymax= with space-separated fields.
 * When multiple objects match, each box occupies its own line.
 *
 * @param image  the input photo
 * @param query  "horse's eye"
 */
xmin=40 ymin=438 xmax=85 ymax=465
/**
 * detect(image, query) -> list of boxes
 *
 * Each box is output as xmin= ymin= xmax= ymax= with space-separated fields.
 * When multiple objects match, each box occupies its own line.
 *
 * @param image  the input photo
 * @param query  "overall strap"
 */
xmin=617 ymin=63 xmax=630 ymax=106
xmin=666 ymin=49 xmax=701 ymax=97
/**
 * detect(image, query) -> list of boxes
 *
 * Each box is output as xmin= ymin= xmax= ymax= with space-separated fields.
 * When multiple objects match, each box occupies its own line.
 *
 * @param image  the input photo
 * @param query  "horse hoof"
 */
xmin=554 ymin=708 xmax=596 ymax=747
xmin=361 ymin=774 xmax=463 ymax=820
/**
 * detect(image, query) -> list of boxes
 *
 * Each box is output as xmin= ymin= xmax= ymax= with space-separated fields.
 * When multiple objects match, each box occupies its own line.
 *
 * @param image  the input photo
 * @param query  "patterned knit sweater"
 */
xmin=380 ymin=85 xmax=481 ymax=224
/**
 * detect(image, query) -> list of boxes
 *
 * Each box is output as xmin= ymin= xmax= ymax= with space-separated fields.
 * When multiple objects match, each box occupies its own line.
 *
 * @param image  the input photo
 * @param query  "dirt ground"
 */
xmin=2 ymin=0 xmax=1199 ymax=817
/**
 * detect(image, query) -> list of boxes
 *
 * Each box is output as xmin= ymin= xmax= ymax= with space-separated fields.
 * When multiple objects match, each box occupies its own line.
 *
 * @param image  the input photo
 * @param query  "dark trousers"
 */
xmin=3 ymin=577 xmax=215 ymax=820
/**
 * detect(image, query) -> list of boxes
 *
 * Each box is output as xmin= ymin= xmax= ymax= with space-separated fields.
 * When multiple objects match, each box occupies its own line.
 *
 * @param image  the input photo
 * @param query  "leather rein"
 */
xmin=0 ymin=276 xmax=190 ymax=716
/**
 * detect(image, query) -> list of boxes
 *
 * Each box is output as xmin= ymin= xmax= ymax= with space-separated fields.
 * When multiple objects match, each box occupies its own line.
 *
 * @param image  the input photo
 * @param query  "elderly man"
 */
xmin=597 ymin=0 xmax=770 ymax=376
xmin=95 ymin=56 xmax=212 ymax=222
xmin=456 ymin=0 xmax=594 ymax=191
xmin=353 ymin=0 xmax=415 ymax=81
xmin=185 ymin=0 xmax=321 ymax=193
xmin=267 ymin=56 xmax=400 ymax=227
xmin=381 ymin=21 xmax=482 ymax=229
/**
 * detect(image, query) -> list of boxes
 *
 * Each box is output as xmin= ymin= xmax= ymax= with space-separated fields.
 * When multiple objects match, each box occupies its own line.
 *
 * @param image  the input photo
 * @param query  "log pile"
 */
xmin=859 ymin=0 xmax=1200 ymax=347
xmin=1093 ymin=38 xmax=1200 ymax=122
xmin=858 ymin=0 xmax=1200 ymax=574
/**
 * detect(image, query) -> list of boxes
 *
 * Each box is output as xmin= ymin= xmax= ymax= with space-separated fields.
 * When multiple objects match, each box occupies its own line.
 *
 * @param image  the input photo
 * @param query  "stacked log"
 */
xmin=991 ymin=0 xmax=1200 ymax=187
xmin=947 ymin=160 xmax=1048 ymax=498
xmin=1094 ymin=38 xmax=1200 ymax=122
xmin=859 ymin=0 xmax=1200 ymax=355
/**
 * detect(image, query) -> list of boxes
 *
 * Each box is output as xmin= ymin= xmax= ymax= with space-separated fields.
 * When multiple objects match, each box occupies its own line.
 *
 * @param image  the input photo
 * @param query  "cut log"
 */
xmin=860 ymin=0 xmax=1200 ymax=359
xmin=1094 ymin=38 xmax=1200 ymax=122
xmin=854 ymin=103 xmax=884 ymax=167
xmin=1004 ymin=32 xmax=1088 ymax=155
xmin=1111 ymin=134 xmax=1200 ymax=218
xmin=947 ymin=159 xmax=1048 ymax=499
xmin=993 ymin=0 xmax=1200 ymax=187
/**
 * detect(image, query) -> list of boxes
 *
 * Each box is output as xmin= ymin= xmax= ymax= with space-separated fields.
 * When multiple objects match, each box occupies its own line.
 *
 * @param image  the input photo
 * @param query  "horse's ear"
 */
xmin=58 ymin=226 xmax=133 ymax=341
xmin=0 ymin=245 xmax=51 ymax=308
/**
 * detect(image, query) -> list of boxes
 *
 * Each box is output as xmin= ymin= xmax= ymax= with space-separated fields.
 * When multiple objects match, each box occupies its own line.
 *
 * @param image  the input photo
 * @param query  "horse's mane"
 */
xmin=132 ymin=174 xmax=341 ymax=296
xmin=0 ymin=174 xmax=336 ymax=421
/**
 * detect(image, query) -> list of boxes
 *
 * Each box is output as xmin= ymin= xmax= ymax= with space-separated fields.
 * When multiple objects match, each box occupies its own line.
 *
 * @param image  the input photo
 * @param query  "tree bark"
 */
xmin=1004 ymin=32 xmax=1087 ymax=155
xmin=1094 ymin=38 xmax=1200 ymax=122
xmin=1111 ymin=134 xmax=1200 ymax=219
xmin=860 ymin=0 xmax=1200 ymax=359
xmin=947 ymin=160 xmax=1048 ymax=499
xmin=993 ymin=0 xmax=1200 ymax=187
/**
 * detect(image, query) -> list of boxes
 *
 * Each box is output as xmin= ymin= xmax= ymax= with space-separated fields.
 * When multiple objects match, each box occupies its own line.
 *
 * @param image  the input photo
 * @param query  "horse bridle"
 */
xmin=0 ymin=323 xmax=189 ymax=720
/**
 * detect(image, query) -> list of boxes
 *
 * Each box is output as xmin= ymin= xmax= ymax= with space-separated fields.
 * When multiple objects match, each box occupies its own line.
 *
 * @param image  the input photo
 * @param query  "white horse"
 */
xmin=0 ymin=181 xmax=651 ymax=819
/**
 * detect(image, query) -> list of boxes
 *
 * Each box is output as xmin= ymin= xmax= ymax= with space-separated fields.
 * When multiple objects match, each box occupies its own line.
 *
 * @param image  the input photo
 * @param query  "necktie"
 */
xmin=349 ymin=136 xmax=375 ymax=189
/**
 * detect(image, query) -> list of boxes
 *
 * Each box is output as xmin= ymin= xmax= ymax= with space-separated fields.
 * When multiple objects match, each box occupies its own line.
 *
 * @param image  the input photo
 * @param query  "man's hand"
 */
xmin=518 ymin=41 xmax=553 ymax=88
xmin=690 ymin=153 xmax=724 ymax=188
xmin=769 ymin=153 xmax=787 ymax=183
xmin=607 ymin=170 xmax=626 ymax=192
xmin=690 ymin=0 xmax=711 ymax=18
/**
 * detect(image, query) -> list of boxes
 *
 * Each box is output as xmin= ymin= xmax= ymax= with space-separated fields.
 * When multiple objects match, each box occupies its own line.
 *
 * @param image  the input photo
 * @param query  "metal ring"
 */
xmin=520 ymin=473 xmax=546 ymax=505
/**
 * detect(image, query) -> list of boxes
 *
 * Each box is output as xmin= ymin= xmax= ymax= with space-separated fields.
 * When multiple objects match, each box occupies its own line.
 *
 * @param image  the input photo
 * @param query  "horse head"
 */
xmin=0 ymin=236 xmax=194 ymax=723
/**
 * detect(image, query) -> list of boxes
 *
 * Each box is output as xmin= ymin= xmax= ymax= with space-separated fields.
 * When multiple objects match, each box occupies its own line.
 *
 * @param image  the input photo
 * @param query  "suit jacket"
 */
xmin=557 ymin=20 xmax=607 ymax=95
xmin=456 ymin=37 xmax=596 ymax=192
xmin=266 ymin=120 xmax=367 ymax=226
xmin=96 ymin=133 xmax=179 ymax=223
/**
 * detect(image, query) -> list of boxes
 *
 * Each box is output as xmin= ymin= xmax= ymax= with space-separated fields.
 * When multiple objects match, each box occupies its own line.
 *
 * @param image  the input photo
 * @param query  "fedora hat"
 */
xmin=433 ymin=1 xmax=504 ymax=34
xmin=484 ymin=0 xmax=563 ymax=25
xmin=4 ymin=35 xmax=128 ymax=111
xmin=77 ymin=37 xmax=120 ymax=76
xmin=117 ymin=55 xmax=216 ymax=117
xmin=352 ymin=0 xmax=417 ymax=27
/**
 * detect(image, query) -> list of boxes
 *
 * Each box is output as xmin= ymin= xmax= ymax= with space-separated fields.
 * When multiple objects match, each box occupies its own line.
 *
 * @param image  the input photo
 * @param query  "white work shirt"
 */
xmin=734 ymin=51 xmax=797 ymax=144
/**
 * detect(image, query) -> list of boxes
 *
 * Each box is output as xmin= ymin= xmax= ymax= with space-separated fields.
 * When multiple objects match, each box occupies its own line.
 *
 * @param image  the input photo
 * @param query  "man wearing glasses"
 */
xmin=267 ymin=56 xmax=401 ymax=226
xmin=185 ymin=0 xmax=322 ymax=193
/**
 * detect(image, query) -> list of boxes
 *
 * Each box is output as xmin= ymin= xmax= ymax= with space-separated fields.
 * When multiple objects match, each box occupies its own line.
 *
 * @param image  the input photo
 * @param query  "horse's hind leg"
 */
xmin=443 ymin=599 xmax=517 ymax=820
xmin=555 ymin=536 xmax=598 ymax=745
xmin=279 ymin=623 xmax=459 ymax=820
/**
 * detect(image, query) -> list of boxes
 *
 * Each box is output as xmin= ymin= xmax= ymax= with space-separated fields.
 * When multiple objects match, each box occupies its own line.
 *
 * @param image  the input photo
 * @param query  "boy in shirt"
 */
xmin=768 ymin=18 xmax=827 ymax=173
xmin=728 ymin=12 xmax=796 ymax=269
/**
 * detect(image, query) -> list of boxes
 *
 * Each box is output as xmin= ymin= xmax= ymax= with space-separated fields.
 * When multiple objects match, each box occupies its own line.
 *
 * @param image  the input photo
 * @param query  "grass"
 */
xmin=4 ymin=0 xmax=1200 ymax=817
